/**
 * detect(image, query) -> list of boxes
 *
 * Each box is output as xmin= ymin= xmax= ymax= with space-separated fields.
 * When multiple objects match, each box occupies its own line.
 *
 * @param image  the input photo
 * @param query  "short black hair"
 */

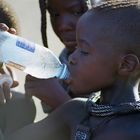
xmin=89 ymin=0 xmax=140 ymax=57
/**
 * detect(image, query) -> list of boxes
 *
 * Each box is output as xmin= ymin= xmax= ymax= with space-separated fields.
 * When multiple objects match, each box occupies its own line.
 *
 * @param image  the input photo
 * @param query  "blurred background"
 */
xmin=5 ymin=0 xmax=64 ymax=121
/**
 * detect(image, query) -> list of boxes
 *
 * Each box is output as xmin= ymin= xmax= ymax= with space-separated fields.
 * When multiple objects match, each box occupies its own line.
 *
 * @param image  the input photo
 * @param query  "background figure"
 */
xmin=40 ymin=0 xmax=90 ymax=61
xmin=0 ymin=0 xmax=36 ymax=137
xmin=0 ymin=0 xmax=20 ymax=33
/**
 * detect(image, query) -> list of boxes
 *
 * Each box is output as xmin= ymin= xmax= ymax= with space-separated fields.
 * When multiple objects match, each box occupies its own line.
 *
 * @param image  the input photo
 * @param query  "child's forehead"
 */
xmin=77 ymin=15 xmax=112 ymax=45
xmin=77 ymin=10 xmax=107 ymax=29
xmin=77 ymin=5 xmax=140 ymax=54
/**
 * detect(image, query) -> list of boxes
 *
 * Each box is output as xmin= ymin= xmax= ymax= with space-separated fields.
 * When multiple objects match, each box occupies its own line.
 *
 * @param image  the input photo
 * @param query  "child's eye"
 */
xmin=48 ymin=8 xmax=60 ymax=18
xmin=81 ymin=52 xmax=89 ymax=55
xmin=73 ymin=10 xmax=83 ymax=16
xmin=71 ymin=8 xmax=84 ymax=16
xmin=50 ymin=12 xmax=60 ymax=18
xmin=80 ymin=50 xmax=89 ymax=55
xmin=77 ymin=46 xmax=89 ymax=55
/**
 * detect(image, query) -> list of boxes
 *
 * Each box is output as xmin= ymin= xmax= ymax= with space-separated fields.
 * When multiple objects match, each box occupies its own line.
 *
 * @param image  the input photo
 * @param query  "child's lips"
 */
xmin=65 ymin=68 xmax=72 ymax=85
xmin=65 ymin=76 xmax=72 ymax=85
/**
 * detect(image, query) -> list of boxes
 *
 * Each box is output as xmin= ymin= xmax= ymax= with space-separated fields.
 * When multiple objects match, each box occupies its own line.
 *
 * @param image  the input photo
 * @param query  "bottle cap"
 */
xmin=59 ymin=64 xmax=70 ymax=80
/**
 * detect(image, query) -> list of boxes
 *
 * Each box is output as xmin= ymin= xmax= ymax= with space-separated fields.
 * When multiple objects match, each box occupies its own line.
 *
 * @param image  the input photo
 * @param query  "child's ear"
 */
xmin=119 ymin=54 xmax=140 ymax=75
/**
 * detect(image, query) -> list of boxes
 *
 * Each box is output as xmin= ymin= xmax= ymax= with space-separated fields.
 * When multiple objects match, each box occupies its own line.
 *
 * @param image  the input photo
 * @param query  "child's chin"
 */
xmin=68 ymin=86 xmax=77 ymax=95
xmin=70 ymin=89 xmax=83 ymax=96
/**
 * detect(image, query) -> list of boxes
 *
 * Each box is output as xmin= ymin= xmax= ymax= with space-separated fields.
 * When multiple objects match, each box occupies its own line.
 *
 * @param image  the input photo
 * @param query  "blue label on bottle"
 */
xmin=16 ymin=39 xmax=35 ymax=53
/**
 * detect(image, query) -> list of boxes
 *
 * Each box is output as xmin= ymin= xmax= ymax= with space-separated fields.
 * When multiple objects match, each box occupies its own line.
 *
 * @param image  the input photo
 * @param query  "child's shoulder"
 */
xmin=56 ymin=98 xmax=88 ymax=126
xmin=60 ymin=97 xmax=88 ymax=111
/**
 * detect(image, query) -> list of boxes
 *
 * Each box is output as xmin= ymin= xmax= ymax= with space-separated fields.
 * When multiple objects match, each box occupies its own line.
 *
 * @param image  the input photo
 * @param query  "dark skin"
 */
xmin=67 ymin=8 xmax=140 ymax=139
xmin=25 ymin=76 xmax=70 ymax=109
xmin=5 ymin=6 xmax=140 ymax=140
xmin=68 ymin=9 xmax=140 ymax=103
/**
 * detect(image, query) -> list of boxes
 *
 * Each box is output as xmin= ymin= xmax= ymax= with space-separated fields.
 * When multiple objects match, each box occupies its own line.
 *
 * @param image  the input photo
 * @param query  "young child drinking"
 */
xmin=5 ymin=0 xmax=140 ymax=139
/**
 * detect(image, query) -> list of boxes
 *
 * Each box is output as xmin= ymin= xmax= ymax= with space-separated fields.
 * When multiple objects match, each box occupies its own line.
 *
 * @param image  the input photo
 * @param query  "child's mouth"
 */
xmin=65 ymin=76 xmax=72 ymax=85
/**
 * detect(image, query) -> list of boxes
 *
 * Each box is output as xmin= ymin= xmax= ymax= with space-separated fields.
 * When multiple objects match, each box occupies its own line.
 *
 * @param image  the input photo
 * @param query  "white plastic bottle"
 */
xmin=0 ymin=30 xmax=69 ymax=79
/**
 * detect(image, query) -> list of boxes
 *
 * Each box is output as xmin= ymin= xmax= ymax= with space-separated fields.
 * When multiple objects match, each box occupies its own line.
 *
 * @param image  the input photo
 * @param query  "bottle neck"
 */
xmin=58 ymin=64 xmax=70 ymax=80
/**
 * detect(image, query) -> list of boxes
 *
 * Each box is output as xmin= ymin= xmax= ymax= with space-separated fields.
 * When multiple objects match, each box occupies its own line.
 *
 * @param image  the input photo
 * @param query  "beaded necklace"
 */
xmin=74 ymin=97 xmax=140 ymax=140
xmin=87 ymin=97 xmax=140 ymax=117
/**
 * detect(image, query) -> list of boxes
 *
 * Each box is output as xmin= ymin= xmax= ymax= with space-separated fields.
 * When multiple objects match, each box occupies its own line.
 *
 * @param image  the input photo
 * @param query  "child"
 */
xmin=5 ymin=0 xmax=140 ymax=140
xmin=39 ymin=0 xmax=90 ymax=55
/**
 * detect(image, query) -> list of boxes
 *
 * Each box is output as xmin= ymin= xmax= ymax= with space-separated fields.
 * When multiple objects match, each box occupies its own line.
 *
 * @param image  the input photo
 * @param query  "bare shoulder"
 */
xmin=54 ymin=98 xmax=88 ymax=126
xmin=61 ymin=97 xmax=88 ymax=110
xmin=57 ymin=97 xmax=88 ymax=112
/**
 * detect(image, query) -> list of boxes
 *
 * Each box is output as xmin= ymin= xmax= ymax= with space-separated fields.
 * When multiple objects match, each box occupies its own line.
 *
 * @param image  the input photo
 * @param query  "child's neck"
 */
xmin=99 ymin=81 xmax=140 ymax=105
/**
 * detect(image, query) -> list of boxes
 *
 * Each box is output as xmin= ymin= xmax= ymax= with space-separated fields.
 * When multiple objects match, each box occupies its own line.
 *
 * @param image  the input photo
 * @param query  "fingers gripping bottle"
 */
xmin=0 ymin=30 xmax=69 ymax=79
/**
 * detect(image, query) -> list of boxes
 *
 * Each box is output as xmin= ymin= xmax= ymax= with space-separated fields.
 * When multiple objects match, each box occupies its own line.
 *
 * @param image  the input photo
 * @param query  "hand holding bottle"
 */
xmin=0 ymin=23 xmax=69 ymax=79
xmin=0 ymin=23 xmax=19 ymax=104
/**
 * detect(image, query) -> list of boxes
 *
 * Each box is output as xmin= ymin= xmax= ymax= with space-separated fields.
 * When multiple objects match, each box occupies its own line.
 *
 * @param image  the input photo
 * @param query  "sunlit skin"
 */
xmin=47 ymin=0 xmax=88 ymax=53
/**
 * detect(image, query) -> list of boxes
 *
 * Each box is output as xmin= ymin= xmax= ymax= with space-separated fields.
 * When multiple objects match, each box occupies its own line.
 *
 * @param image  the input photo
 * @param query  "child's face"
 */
xmin=67 ymin=11 xmax=120 ymax=95
xmin=47 ymin=0 xmax=88 ymax=53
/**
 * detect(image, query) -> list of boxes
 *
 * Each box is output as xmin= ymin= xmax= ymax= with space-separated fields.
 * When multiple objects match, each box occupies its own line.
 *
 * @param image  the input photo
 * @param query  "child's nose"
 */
xmin=58 ymin=15 xmax=73 ymax=32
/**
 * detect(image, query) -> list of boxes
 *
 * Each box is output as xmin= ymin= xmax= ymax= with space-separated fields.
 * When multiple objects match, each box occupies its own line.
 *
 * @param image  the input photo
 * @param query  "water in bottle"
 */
xmin=0 ymin=30 xmax=69 ymax=79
